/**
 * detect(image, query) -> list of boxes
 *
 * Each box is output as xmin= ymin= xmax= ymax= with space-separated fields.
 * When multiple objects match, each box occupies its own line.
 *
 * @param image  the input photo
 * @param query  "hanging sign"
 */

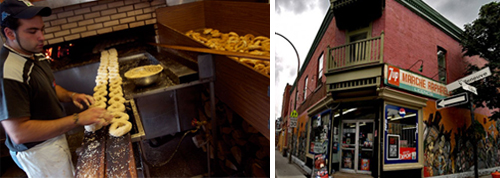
xmin=460 ymin=81 xmax=478 ymax=95
xmin=384 ymin=65 xmax=449 ymax=99
xmin=446 ymin=67 xmax=491 ymax=92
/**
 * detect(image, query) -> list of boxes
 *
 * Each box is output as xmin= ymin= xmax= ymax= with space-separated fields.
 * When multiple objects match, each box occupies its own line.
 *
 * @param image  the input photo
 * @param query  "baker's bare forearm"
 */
xmin=55 ymin=85 xmax=73 ymax=102
xmin=1 ymin=116 xmax=77 ymax=144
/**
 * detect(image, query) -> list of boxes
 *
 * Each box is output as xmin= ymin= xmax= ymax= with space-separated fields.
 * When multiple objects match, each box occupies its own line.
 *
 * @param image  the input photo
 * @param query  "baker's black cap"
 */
xmin=0 ymin=0 xmax=51 ymax=22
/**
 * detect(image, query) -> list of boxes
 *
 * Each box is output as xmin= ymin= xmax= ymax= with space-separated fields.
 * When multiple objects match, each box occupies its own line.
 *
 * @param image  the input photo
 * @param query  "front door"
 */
xmin=340 ymin=120 xmax=374 ymax=174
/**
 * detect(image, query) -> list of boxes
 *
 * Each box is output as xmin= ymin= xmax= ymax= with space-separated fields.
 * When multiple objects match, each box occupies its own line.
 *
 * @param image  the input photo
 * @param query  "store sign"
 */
xmin=384 ymin=65 xmax=449 ymax=99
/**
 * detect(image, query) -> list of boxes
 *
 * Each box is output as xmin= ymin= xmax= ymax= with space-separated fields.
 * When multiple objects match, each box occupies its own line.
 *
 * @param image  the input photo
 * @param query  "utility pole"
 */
xmin=275 ymin=32 xmax=300 ymax=164
xmin=470 ymin=94 xmax=478 ymax=178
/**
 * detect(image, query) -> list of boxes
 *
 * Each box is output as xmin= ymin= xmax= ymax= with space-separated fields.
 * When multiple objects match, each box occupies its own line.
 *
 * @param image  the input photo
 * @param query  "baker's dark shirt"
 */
xmin=0 ymin=44 xmax=65 ymax=152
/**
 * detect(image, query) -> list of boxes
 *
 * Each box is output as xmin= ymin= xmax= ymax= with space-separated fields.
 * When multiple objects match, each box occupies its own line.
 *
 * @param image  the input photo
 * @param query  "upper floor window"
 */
xmin=317 ymin=53 xmax=324 ymax=88
xmin=347 ymin=24 xmax=372 ymax=62
xmin=303 ymin=76 xmax=308 ymax=101
xmin=437 ymin=47 xmax=447 ymax=83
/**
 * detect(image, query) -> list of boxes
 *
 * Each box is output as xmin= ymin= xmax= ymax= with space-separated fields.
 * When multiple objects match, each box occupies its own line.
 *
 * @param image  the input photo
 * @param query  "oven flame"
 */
xmin=44 ymin=47 xmax=54 ymax=61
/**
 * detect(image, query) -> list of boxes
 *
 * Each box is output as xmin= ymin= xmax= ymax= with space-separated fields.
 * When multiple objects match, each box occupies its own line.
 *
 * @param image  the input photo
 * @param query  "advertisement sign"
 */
xmin=387 ymin=134 xmax=400 ymax=160
xmin=384 ymin=65 xmax=449 ymax=99
xmin=313 ymin=141 xmax=328 ymax=154
xmin=400 ymin=147 xmax=417 ymax=160
xmin=360 ymin=159 xmax=370 ymax=171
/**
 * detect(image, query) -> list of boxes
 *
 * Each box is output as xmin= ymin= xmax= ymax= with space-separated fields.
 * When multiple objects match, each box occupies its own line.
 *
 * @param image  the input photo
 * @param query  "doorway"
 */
xmin=340 ymin=120 xmax=374 ymax=174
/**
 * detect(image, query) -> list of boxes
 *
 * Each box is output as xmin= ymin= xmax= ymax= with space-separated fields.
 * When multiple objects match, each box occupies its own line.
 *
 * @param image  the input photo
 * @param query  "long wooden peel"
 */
xmin=149 ymin=43 xmax=270 ymax=61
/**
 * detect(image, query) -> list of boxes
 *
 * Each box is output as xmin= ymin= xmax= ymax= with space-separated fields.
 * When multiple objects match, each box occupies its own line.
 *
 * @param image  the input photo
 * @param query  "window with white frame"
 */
xmin=303 ymin=76 xmax=308 ymax=101
xmin=317 ymin=53 xmax=324 ymax=87
xmin=437 ymin=47 xmax=447 ymax=83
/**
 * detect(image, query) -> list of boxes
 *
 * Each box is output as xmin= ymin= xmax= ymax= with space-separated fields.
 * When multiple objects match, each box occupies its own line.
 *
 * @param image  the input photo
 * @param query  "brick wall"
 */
xmin=34 ymin=0 xmax=166 ymax=45
xmin=383 ymin=0 xmax=467 ymax=83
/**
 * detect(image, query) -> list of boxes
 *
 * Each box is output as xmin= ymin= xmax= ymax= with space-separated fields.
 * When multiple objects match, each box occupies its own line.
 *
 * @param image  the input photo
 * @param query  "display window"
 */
xmin=384 ymin=104 xmax=418 ymax=164
xmin=309 ymin=112 xmax=330 ymax=154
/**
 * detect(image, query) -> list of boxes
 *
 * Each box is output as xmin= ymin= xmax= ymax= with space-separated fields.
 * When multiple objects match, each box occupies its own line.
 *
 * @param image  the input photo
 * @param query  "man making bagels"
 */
xmin=0 ymin=0 xmax=113 ymax=177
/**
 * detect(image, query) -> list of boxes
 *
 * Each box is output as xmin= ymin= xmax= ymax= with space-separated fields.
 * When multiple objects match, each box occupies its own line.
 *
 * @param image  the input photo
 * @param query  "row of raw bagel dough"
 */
xmin=85 ymin=48 xmax=132 ymax=137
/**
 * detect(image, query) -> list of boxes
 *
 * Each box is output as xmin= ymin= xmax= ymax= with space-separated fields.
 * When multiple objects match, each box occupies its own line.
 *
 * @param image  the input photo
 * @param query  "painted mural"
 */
xmin=423 ymin=101 xmax=499 ymax=177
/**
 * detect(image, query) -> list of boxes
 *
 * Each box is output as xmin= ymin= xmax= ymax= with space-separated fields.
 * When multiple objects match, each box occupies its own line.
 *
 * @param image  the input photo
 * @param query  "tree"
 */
xmin=461 ymin=2 xmax=500 ymax=121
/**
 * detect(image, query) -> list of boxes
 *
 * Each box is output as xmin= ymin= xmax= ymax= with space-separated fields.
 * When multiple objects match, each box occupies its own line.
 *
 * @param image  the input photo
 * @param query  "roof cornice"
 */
xmin=395 ymin=0 xmax=463 ymax=41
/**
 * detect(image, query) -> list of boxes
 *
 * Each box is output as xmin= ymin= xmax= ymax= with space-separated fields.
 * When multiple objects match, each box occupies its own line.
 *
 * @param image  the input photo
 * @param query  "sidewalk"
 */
xmin=275 ymin=149 xmax=307 ymax=178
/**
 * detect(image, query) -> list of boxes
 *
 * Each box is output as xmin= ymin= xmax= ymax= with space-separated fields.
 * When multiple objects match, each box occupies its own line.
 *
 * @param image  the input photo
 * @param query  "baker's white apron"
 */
xmin=15 ymin=134 xmax=75 ymax=178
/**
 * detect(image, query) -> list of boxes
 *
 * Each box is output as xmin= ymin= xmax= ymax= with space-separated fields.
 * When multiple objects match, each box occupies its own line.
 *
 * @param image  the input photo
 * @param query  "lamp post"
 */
xmin=275 ymin=32 xmax=300 ymax=164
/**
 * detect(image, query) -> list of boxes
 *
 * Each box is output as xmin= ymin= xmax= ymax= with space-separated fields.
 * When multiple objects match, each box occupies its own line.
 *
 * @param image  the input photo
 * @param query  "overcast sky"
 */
xmin=274 ymin=0 xmax=496 ymax=120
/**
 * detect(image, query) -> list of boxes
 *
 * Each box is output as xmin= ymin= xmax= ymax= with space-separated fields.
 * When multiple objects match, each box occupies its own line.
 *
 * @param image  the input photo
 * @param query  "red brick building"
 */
xmin=279 ymin=0 xmax=498 ymax=177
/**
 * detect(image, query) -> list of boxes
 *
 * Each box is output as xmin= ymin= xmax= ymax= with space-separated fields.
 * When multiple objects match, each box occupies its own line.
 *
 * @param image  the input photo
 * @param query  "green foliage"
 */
xmin=461 ymin=2 xmax=500 ymax=120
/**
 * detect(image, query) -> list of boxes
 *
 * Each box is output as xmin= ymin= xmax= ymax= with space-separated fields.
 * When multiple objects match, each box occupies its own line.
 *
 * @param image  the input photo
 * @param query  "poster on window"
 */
xmin=400 ymin=147 xmax=417 ymax=160
xmin=387 ymin=134 xmax=400 ymax=159
xmin=384 ymin=104 xmax=419 ymax=164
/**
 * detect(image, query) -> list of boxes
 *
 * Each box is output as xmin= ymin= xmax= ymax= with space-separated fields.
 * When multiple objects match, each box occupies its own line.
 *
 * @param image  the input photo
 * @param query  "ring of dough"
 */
xmin=109 ymin=90 xmax=123 ymax=98
xmin=108 ymin=72 xmax=120 ymax=78
xmin=93 ymin=95 xmax=107 ymax=103
xmin=109 ymin=120 xmax=132 ymax=137
xmin=97 ymin=72 xmax=107 ymax=76
xmin=93 ymin=85 xmax=107 ymax=92
xmin=91 ymin=101 xmax=107 ymax=109
xmin=97 ymin=70 xmax=108 ymax=75
xmin=98 ymin=66 xmax=107 ymax=70
xmin=110 ymin=79 xmax=122 ymax=86
xmin=108 ymin=56 xmax=118 ymax=61
xmin=109 ymin=77 xmax=122 ymax=83
xmin=112 ymin=112 xmax=129 ymax=121
xmin=108 ymin=62 xmax=118 ymax=66
xmin=107 ymin=102 xmax=125 ymax=112
xmin=93 ymin=89 xmax=108 ymax=97
xmin=95 ymin=79 xmax=108 ymax=86
xmin=95 ymin=76 xmax=107 ymax=83
xmin=109 ymin=84 xmax=122 ymax=92
xmin=108 ymin=96 xmax=125 ymax=105
xmin=108 ymin=68 xmax=119 ymax=73
xmin=108 ymin=49 xmax=117 ymax=55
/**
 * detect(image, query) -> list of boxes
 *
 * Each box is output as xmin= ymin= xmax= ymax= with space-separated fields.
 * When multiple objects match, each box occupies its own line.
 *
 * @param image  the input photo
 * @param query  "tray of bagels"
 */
xmin=155 ymin=1 xmax=270 ymax=139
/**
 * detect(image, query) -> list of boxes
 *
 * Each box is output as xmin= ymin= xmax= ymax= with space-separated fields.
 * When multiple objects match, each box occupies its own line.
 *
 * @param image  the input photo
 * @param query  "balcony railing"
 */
xmin=327 ymin=32 xmax=384 ymax=72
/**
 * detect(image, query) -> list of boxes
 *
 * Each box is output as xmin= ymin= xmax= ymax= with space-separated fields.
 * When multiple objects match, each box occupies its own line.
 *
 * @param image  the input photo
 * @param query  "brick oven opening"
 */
xmin=44 ymin=24 xmax=156 ymax=69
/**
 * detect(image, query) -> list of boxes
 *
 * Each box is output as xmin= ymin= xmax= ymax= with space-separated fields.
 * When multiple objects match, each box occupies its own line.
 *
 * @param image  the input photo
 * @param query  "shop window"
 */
xmin=437 ymin=47 xmax=447 ymax=83
xmin=303 ymin=76 xmax=308 ymax=101
xmin=309 ymin=113 xmax=330 ymax=154
xmin=317 ymin=53 xmax=324 ymax=88
xmin=384 ymin=104 xmax=418 ymax=164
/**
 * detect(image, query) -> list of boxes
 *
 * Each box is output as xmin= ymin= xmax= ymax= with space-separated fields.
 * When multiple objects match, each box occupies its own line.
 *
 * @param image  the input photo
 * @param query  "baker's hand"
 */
xmin=77 ymin=107 xmax=113 ymax=126
xmin=72 ymin=93 xmax=95 ymax=109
